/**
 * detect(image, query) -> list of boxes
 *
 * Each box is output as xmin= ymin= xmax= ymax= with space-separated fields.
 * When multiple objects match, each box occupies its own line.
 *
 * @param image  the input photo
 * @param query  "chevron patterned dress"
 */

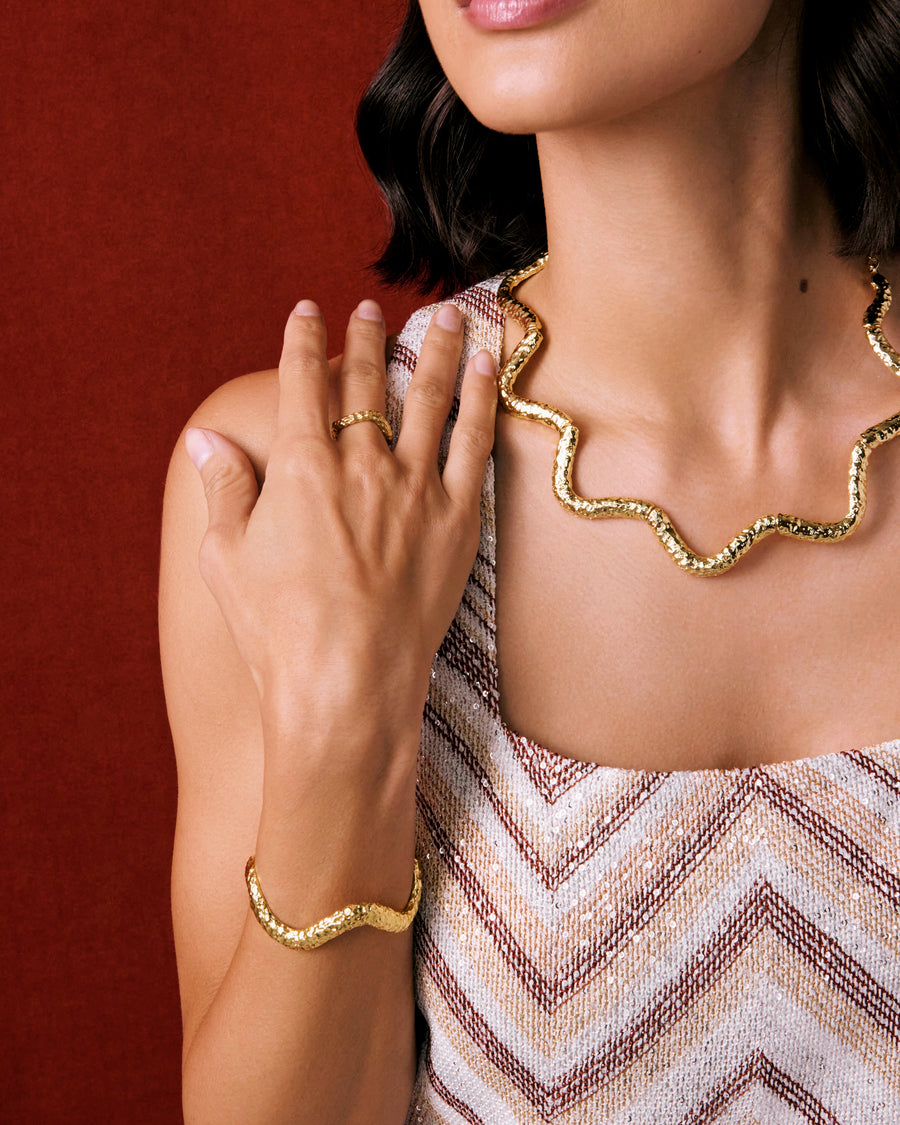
xmin=385 ymin=277 xmax=900 ymax=1125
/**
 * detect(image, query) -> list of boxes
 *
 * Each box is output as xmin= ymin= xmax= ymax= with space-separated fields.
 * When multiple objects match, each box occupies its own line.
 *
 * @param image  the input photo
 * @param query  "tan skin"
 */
xmin=159 ymin=0 xmax=900 ymax=1120
xmin=419 ymin=0 xmax=900 ymax=768
xmin=161 ymin=301 xmax=498 ymax=1123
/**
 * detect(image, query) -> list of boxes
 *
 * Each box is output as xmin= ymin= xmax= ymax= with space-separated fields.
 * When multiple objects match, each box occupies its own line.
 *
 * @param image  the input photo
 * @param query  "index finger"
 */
xmin=274 ymin=300 xmax=332 ymax=444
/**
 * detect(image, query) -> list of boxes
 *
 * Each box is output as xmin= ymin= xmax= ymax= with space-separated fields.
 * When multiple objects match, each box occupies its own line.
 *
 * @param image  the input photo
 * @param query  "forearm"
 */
xmin=168 ymin=284 xmax=494 ymax=1123
xmin=182 ymin=725 xmax=420 ymax=1125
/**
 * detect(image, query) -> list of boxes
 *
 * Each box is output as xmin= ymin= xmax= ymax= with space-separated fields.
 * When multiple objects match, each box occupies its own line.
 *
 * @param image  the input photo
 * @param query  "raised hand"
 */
xmin=183 ymin=296 xmax=497 ymax=765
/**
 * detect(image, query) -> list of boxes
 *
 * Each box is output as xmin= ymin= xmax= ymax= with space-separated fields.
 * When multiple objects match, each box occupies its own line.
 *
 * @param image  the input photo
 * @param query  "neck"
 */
xmin=518 ymin=12 xmax=877 ymax=443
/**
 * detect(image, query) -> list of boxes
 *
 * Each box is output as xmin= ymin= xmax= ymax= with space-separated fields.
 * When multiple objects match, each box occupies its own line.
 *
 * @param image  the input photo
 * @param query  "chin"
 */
xmin=420 ymin=0 xmax=787 ymax=136
xmin=458 ymin=74 xmax=596 ymax=136
xmin=452 ymin=68 xmax=678 ymax=136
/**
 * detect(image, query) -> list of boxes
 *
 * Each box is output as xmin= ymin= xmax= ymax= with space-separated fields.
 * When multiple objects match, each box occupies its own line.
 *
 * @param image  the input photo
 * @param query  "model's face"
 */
xmin=418 ymin=0 xmax=790 ymax=134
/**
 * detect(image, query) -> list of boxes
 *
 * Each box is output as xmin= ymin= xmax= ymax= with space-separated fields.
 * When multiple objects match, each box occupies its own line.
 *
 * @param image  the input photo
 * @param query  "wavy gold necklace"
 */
xmin=495 ymin=252 xmax=900 ymax=576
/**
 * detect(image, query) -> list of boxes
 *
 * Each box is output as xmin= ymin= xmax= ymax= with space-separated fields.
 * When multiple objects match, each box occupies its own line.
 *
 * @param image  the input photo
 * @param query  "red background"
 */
xmin=2 ymin=2 xmax=422 ymax=1119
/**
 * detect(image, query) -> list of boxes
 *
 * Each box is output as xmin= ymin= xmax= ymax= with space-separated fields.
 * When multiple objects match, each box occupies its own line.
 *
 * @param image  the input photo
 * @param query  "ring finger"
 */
xmin=334 ymin=299 xmax=390 ymax=451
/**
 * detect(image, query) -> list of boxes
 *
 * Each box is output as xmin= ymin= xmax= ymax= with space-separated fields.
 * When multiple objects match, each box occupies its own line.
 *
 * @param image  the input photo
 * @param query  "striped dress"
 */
xmin=384 ymin=275 xmax=900 ymax=1125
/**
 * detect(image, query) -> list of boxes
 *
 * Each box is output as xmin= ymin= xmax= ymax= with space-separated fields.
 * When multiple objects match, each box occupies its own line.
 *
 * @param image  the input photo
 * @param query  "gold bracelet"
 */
xmin=245 ymin=856 xmax=422 ymax=951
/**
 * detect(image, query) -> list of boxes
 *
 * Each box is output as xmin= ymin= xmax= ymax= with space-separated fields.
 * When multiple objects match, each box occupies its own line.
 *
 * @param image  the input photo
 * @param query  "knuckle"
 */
xmin=343 ymin=358 xmax=385 ymax=388
xmin=197 ymin=528 xmax=227 ymax=582
xmin=351 ymin=448 xmax=390 ymax=486
xmin=401 ymin=470 xmax=430 ymax=508
xmin=203 ymin=459 xmax=241 ymax=497
xmin=281 ymin=322 xmax=327 ymax=366
xmin=280 ymin=350 xmax=325 ymax=380
xmin=275 ymin=441 xmax=323 ymax=480
xmin=454 ymin=422 xmax=493 ymax=459
xmin=407 ymin=378 xmax=451 ymax=414
xmin=348 ymin=315 xmax=385 ymax=343
xmin=422 ymin=333 xmax=462 ymax=361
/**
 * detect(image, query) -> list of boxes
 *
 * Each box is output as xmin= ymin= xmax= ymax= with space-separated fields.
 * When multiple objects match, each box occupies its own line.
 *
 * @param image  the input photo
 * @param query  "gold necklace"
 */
xmin=495 ymin=253 xmax=900 ymax=576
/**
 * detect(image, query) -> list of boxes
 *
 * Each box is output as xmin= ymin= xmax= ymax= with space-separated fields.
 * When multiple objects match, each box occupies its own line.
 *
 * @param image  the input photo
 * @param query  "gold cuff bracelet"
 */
xmin=245 ymin=856 xmax=422 ymax=950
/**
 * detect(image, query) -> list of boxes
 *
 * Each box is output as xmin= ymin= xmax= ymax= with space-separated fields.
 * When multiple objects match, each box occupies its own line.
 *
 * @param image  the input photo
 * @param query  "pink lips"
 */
xmin=459 ymin=0 xmax=586 ymax=31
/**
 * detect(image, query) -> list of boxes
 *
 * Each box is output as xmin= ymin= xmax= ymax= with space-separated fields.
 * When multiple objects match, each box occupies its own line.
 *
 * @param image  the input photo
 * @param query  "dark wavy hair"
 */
xmin=356 ymin=1 xmax=900 ymax=297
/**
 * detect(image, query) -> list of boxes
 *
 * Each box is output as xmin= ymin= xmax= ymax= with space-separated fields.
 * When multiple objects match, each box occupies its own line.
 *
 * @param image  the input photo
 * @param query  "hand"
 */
xmin=183 ymin=297 xmax=497 ymax=755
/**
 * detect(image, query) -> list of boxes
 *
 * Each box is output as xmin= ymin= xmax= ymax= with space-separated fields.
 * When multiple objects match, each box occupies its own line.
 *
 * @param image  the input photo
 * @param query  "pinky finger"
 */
xmin=441 ymin=350 xmax=498 ymax=509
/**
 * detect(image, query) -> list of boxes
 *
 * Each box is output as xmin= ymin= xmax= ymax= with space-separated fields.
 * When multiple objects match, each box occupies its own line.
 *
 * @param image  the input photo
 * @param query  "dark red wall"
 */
xmin=2 ymin=3 xmax=419 ymax=1119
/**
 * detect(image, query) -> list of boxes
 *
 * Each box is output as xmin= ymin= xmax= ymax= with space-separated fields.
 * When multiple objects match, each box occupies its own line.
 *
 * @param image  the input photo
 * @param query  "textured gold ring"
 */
xmin=330 ymin=410 xmax=393 ymax=444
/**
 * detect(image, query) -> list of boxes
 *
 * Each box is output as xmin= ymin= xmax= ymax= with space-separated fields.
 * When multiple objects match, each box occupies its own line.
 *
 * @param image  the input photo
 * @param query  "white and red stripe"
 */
xmin=387 ymin=277 xmax=900 ymax=1125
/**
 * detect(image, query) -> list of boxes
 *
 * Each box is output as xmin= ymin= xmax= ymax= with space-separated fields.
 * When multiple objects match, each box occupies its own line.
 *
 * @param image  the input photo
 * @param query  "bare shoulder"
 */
xmin=187 ymin=366 xmax=280 ymax=480
xmin=159 ymin=365 xmax=283 ymax=670
xmin=178 ymin=328 xmax=399 ymax=469
xmin=159 ymin=366 xmax=283 ymax=749
xmin=159 ymin=367 xmax=282 ymax=1045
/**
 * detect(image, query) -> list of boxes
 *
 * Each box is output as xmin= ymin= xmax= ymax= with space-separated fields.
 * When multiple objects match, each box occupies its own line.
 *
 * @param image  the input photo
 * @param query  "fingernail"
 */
xmin=293 ymin=299 xmax=321 ymax=317
xmin=355 ymin=299 xmax=383 ymax=322
xmin=435 ymin=303 xmax=462 ymax=331
xmin=474 ymin=350 xmax=496 ymax=376
xmin=185 ymin=427 xmax=215 ymax=470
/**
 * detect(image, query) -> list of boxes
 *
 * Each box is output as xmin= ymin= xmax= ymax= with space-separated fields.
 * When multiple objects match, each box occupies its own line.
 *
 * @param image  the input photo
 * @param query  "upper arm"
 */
xmin=159 ymin=368 xmax=280 ymax=1051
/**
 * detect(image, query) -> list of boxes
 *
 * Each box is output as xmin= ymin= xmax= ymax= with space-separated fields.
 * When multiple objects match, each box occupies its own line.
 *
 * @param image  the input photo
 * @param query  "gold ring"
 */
xmin=330 ymin=410 xmax=393 ymax=444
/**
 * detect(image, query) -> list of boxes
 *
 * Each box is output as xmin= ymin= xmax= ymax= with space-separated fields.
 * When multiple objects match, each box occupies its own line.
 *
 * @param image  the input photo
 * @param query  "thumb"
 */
xmin=184 ymin=426 xmax=258 ymax=542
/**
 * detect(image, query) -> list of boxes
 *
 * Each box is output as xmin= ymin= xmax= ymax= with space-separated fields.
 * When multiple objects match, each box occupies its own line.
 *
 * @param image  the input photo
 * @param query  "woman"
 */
xmin=159 ymin=0 xmax=900 ymax=1120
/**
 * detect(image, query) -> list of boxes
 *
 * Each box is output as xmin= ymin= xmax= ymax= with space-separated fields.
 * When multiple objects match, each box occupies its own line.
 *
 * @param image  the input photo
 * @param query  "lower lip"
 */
xmin=461 ymin=0 xmax=585 ymax=31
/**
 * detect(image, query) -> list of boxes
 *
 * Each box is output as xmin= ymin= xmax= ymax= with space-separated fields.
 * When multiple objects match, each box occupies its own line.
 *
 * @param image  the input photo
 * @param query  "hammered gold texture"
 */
xmin=496 ymin=253 xmax=900 ymax=576
xmin=330 ymin=409 xmax=394 ymax=444
xmin=244 ymin=857 xmax=422 ymax=950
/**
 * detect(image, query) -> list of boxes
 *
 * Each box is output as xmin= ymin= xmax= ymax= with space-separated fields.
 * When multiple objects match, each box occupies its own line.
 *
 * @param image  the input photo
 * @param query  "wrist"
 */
xmin=258 ymin=662 xmax=429 ymax=752
xmin=253 ymin=782 xmax=418 ymax=922
xmin=259 ymin=711 xmax=421 ymax=840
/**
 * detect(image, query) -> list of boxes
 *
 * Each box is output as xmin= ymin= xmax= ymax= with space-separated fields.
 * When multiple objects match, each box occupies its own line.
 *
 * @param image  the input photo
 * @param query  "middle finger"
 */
xmin=334 ymin=300 xmax=390 ymax=451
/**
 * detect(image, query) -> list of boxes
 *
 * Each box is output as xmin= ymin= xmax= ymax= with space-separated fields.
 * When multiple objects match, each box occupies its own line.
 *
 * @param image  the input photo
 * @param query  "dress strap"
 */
xmin=385 ymin=275 xmax=507 ymax=472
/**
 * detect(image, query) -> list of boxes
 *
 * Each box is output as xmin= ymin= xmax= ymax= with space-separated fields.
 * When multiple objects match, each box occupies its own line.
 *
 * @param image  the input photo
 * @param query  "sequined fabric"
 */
xmin=386 ymin=277 xmax=900 ymax=1124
